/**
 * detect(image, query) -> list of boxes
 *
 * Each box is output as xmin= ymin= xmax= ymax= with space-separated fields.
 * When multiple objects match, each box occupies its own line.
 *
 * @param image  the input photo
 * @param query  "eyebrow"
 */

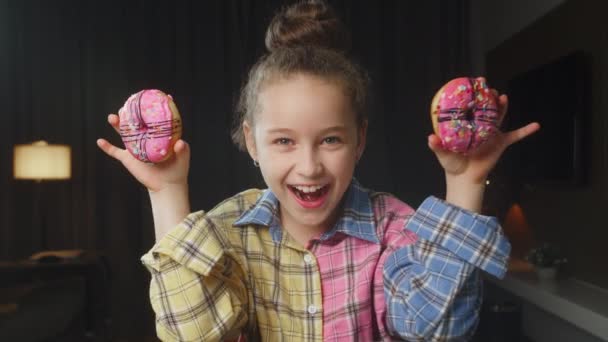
xmin=265 ymin=126 xmax=347 ymax=135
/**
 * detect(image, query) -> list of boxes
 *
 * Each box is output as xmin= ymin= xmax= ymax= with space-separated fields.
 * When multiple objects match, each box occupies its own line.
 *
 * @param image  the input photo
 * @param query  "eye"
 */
xmin=274 ymin=137 xmax=293 ymax=145
xmin=323 ymin=136 xmax=342 ymax=144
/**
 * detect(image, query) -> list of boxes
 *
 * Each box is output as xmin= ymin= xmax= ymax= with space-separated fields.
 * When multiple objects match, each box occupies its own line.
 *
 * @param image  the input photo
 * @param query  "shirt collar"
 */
xmin=233 ymin=178 xmax=379 ymax=244
xmin=328 ymin=178 xmax=379 ymax=244
xmin=233 ymin=189 xmax=280 ymax=228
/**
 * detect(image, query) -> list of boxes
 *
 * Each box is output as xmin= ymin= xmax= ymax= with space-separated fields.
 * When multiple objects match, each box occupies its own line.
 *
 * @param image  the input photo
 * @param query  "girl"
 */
xmin=97 ymin=1 xmax=539 ymax=341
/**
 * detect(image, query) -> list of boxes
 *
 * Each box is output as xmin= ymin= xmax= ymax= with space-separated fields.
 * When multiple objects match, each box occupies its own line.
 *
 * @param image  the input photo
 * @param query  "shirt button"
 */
xmin=307 ymin=305 xmax=318 ymax=315
xmin=303 ymin=254 xmax=314 ymax=265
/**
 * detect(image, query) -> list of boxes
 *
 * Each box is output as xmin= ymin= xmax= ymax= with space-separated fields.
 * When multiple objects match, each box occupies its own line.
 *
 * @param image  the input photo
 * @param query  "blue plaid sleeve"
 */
xmin=384 ymin=196 xmax=510 ymax=340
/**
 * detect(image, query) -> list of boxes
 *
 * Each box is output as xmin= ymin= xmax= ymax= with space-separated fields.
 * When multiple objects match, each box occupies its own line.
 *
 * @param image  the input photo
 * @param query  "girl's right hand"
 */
xmin=96 ymin=114 xmax=190 ymax=193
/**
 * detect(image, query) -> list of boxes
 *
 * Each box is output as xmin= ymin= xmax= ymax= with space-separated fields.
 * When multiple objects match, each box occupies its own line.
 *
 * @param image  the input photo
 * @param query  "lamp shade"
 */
xmin=14 ymin=141 xmax=71 ymax=180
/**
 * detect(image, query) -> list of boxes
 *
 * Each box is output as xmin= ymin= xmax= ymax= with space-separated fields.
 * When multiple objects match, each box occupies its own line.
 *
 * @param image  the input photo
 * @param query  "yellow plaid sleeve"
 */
xmin=141 ymin=210 xmax=249 ymax=341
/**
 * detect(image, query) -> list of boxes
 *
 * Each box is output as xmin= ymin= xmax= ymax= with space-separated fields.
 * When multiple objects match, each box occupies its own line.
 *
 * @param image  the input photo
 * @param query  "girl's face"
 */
xmin=244 ymin=73 xmax=366 ymax=234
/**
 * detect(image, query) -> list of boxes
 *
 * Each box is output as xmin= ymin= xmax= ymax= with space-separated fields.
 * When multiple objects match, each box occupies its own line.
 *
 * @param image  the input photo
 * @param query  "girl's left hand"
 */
xmin=428 ymin=92 xmax=540 ymax=185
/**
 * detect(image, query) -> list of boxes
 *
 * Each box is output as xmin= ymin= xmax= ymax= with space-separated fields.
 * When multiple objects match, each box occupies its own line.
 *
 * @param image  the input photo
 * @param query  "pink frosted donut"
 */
xmin=430 ymin=77 xmax=500 ymax=153
xmin=118 ymin=89 xmax=182 ymax=163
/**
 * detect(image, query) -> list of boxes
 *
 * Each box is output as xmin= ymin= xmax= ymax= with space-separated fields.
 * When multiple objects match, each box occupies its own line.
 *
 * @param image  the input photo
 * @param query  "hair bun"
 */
xmin=265 ymin=0 xmax=351 ymax=53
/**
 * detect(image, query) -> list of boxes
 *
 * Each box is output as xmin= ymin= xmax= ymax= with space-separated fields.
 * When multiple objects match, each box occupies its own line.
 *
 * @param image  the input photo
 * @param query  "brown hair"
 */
xmin=231 ymin=0 xmax=370 ymax=151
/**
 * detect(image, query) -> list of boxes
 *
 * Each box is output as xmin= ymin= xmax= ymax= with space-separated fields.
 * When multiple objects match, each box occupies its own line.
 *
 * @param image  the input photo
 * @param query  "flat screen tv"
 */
xmin=503 ymin=51 xmax=589 ymax=185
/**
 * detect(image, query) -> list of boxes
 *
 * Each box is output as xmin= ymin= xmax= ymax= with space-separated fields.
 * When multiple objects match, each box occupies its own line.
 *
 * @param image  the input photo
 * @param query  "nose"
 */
xmin=295 ymin=146 xmax=323 ymax=178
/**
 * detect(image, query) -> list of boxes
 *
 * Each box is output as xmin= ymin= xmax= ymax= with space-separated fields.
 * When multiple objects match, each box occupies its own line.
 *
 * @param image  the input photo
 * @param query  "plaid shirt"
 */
xmin=141 ymin=179 xmax=510 ymax=341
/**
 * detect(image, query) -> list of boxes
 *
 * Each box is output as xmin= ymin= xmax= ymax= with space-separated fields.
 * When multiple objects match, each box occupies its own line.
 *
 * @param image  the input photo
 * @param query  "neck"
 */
xmin=286 ymin=225 xmax=324 ymax=248
xmin=279 ymin=207 xmax=341 ymax=249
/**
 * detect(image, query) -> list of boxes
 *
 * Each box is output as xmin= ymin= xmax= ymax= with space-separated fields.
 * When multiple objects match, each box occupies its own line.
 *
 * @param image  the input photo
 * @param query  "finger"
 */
xmin=427 ymin=134 xmax=449 ymax=157
xmin=173 ymin=139 xmax=187 ymax=154
xmin=497 ymin=94 xmax=508 ymax=127
xmin=96 ymin=138 xmax=127 ymax=162
xmin=174 ymin=139 xmax=191 ymax=164
xmin=107 ymin=114 xmax=120 ymax=135
xmin=175 ymin=139 xmax=188 ymax=155
xmin=503 ymin=122 xmax=541 ymax=147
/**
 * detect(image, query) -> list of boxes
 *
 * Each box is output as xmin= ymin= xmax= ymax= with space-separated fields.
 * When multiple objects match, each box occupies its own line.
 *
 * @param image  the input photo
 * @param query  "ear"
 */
xmin=356 ymin=120 xmax=368 ymax=161
xmin=243 ymin=120 xmax=258 ymax=161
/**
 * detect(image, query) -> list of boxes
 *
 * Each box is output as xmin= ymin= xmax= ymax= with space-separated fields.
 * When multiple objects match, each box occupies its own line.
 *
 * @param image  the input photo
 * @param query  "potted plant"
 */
xmin=525 ymin=242 xmax=567 ymax=280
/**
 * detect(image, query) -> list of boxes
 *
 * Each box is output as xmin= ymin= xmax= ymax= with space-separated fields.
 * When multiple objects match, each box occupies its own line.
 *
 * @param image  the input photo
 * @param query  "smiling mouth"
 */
xmin=288 ymin=184 xmax=330 ymax=202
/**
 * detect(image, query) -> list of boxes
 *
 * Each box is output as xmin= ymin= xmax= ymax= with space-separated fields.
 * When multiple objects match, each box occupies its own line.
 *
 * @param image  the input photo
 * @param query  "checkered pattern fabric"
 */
xmin=141 ymin=179 xmax=510 ymax=341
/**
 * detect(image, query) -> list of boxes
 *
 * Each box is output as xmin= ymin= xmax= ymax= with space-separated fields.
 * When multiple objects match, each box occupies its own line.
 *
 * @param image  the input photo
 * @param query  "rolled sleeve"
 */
xmin=384 ymin=241 xmax=481 ymax=340
xmin=383 ymin=196 xmax=509 ymax=340
xmin=141 ymin=211 xmax=249 ymax=341
xmin=405 ymin=196 xmax=510 ymax=278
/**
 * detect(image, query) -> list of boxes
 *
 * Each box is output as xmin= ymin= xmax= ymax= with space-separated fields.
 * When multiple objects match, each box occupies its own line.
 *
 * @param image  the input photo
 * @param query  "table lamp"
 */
xmin=13 ymin=141 xmax=72 ymax=249
xmin=14 ymin=141 xmax=71 ymax=181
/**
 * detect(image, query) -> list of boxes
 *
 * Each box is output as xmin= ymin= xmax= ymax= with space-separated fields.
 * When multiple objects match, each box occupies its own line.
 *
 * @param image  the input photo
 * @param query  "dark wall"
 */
xmin=486 ymin=0 xmax=608 ymax=289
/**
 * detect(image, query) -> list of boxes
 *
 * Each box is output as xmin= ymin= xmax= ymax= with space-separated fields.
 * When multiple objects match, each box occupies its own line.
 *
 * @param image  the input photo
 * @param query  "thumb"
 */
xmin=428 ymin=134 xmax=450 ymax=158
xmin=503 ymin=122 xmax=541 ymax=147
xmin=173 ymin=139 xmax=190 ymax=162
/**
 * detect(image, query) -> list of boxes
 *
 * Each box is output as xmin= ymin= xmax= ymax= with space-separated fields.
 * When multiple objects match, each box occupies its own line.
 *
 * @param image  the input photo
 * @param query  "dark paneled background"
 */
xmin=487 ymin=0 xmax=608 ymax=290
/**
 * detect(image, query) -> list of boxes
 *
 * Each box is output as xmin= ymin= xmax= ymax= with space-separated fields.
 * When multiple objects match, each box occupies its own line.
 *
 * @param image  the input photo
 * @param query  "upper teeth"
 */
xmin=294 ymin=185 xmax=325 ymax=193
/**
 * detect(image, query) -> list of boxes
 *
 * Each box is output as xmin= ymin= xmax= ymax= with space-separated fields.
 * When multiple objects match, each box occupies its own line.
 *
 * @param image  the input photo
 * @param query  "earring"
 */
xmin=253 ymin=160 xmax=259 ymax=167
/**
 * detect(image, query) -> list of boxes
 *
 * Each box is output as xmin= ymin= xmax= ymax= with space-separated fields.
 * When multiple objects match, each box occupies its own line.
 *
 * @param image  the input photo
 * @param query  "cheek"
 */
xmin=258 ymin=149 xmax=290 ymax=181
xmin=323 ymin=149 xmax=357 ymax=172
